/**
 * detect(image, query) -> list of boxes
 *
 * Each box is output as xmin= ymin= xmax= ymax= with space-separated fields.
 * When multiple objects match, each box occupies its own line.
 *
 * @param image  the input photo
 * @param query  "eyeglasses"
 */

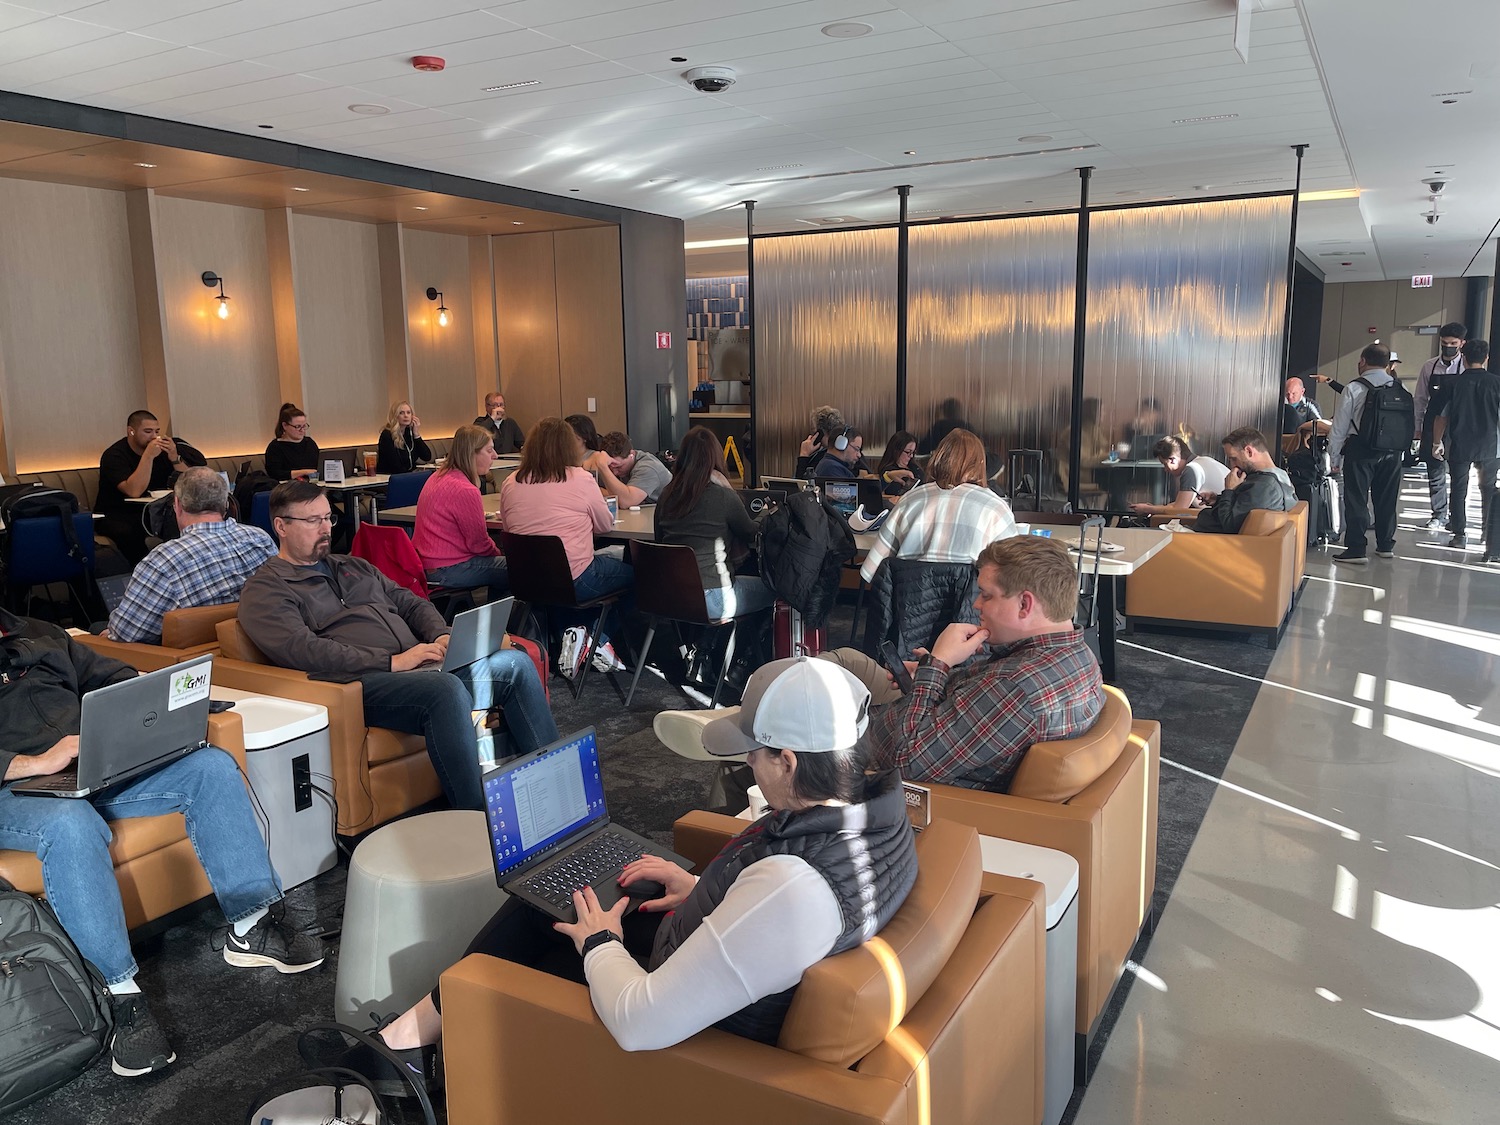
xmin=279 ymin=513 xmax=337 ymax=526
xmin=286 ymin=422 xmax=309 ymax=432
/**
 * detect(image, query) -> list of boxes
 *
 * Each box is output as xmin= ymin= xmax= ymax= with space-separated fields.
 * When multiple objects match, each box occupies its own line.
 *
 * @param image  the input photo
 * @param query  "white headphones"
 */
xmin=831 ymin=426 xmax=852 ymax=452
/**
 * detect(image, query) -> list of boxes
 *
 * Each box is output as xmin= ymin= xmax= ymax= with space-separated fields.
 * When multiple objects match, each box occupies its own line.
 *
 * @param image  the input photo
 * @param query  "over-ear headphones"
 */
xmin=832 ymin=426 xmax=852 ymax=452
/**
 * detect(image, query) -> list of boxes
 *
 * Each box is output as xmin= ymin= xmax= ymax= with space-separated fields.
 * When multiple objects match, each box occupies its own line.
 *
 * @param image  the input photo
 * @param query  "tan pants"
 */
xmin=818 ymin=649 xmax=905 ymax=707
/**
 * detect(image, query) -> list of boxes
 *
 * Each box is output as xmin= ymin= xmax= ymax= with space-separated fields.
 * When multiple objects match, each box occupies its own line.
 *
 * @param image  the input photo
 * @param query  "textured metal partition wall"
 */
xmin=907 ymin=214 xmax=1078 ymax=498
xmin=1083 ymin=196 xmax=1292 ymax=503
xmin=753 ymin=228 xmax=898 ymax=477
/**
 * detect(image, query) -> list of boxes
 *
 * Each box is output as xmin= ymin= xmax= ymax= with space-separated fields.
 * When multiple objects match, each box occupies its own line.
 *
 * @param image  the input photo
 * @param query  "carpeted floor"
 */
xmin=9 ymin=605 xmax=1274 ymax=1124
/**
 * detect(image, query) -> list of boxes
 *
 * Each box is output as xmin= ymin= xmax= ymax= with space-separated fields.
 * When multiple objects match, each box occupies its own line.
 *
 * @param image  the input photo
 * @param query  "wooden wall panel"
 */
xmin=554 ymin=226 xmax=627 ymax=436
xmin=290 ymin=213 xmax=388 ymax=447
xmin=401 ymin=227 xmax=474 ymax=441
xmin=263 ymin=207 xmax=303 ymax=408
xmin=468 ymin=233 xmax=499 ymax=417
xmin=492 ymin=232 xmax=562 ymax=431
xmin=0 ymin=178 xmax=146 ymax=471
xmin=151 ymin=194 xmax=281 ymax=457
xmin=1319 ymin=279 xmax=1477 ymax=388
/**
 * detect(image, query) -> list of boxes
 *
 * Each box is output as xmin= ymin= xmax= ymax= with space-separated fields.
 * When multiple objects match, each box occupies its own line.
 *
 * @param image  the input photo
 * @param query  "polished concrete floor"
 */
xmin=1076 ymin=472 xmax=1500 ymax=1125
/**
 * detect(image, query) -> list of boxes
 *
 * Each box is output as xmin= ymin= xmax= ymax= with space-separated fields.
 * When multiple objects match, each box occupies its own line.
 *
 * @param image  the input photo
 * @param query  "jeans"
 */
xmin=703 ymin=577 xmax=776 ymax=621
xmin=0 ymin=748 xmax=282 ymax=984
xmin=358 ymin=650 xmax=558 ymax=811
xmin=427 ymin=556 xmax=510 ymax=595
xmin=1418 ymin=421 xmax=1449 ymax=521
xmin=1341 ymin=453 xmax=1401 ymax=555
xmin=562 ymin=553 xmax=636 ymax=646
xmin=1448 ymin=455 xmax=1500 ymax=545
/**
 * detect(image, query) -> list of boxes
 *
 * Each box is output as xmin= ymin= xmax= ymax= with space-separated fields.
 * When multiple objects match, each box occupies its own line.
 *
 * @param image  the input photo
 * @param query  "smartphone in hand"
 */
xmin=879 ymin=640 xmax=915 ymax=693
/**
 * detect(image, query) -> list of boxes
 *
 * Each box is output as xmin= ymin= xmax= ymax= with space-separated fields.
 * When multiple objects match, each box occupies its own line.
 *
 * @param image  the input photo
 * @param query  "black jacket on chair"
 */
xmin=862 ymin=557 xmax=981 ymax=661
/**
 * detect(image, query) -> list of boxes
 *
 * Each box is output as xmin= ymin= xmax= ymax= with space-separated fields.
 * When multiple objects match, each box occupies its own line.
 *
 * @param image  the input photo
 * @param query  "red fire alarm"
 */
xmin=411 ymin=56 xmax=446 ymax=72
xmin=656 ymin=332 xmax=672 ymax=349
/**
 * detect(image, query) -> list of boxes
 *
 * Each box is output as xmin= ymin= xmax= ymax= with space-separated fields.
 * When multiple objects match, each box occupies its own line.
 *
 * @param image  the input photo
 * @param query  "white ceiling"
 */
xmin=0 ymin=0 xmax=1495 ymax=284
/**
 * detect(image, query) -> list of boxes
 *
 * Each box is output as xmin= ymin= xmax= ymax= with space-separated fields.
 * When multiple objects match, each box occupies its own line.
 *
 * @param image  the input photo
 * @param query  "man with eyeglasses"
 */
xmin=236 ymin=482 xmax=558 ymax=812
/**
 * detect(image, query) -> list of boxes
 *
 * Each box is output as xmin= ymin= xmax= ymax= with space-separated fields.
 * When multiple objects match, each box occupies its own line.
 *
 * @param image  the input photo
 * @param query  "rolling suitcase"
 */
xmin=773 ymin=600 xmax=825 ymax=659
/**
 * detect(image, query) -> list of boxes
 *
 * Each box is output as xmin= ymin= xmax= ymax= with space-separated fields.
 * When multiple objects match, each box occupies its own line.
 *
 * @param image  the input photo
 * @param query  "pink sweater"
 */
xmin=500 ymin=467 xmax=613 ymax=578
xmin=412 ymin=470 xmax=500 ymax=570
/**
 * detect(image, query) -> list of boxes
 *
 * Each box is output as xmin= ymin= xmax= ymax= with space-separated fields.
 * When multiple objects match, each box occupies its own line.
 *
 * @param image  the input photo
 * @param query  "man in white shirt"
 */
xmin=1413 ymin=322 xmax=1467 ymax=530
xmin=1329 ymin=343 xmax=1407 ymax=564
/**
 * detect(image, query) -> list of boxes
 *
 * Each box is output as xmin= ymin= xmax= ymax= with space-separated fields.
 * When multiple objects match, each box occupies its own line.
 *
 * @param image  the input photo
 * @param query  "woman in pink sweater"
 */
xmin=413 ymin=425 xmax=509 ymax=595
xmin=501 ymin=417 xmax=634 ymax=670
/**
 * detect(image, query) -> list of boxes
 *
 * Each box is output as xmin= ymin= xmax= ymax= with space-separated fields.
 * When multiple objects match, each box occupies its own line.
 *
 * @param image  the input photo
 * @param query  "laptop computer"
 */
xmin=481 ymin=728 xmax=693 ymax=923
xmin=13 ymin=655 xmax=215 ymax=798
xmin=857 ymin=478 xmax=890 ymax=514
xmin=819 ymin=480 xmax=859 ymax=516
xmin=321 ymin=450 xmax=357 ymax=482
xmin=441 ymin=597 xmax=516 ymax=672
xmin=735 ymin=488 xmax=785 ymax=518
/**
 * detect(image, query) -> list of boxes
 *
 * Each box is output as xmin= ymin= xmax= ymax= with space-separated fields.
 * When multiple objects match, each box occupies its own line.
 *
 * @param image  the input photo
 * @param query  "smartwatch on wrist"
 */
xmin=582 ymin=930 xmax=623 ymax=956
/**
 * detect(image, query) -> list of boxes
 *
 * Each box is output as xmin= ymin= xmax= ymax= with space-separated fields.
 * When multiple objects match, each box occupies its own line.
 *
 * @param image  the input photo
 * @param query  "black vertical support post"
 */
xmin=895 ymin=184 xmax=912 ymax=431
xmin=743 ymin=199 xmax=757 ymax=486
xmin=1489 ymin=238 xmax=1500 ymax=354
xmin=1278 ymin=145 xmax=1308 ymax=463
xmin=1067 ymin=166 xmax=1094 ymax=512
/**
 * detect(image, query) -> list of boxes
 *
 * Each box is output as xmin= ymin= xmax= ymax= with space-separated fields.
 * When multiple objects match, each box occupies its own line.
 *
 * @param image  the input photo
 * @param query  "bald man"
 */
xmin=1282 ymin=377 xmax=1323 ymax=435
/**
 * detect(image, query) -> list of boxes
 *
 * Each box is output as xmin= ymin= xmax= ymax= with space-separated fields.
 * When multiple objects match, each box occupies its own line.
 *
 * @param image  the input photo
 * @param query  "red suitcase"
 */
xmin=773 ymin=600 xmax=825 ymax=659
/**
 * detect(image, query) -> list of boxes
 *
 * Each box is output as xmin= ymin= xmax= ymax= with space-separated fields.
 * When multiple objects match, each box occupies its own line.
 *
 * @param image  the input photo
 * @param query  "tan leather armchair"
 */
xmin=1148 ymin=500 xmax=1308 ymax=598
xmin=923 ymin=686 xmax=1159 ymax=1079
xmin=440 ymin=814 xmax=1046 ymax=1125
xmin=1130 ymin=508 xmax=1297 ymax=643
xmin=210 ymin=618 xmax=439 ymax=836
xmin=0 ymin=711 xmax=248 ymax=931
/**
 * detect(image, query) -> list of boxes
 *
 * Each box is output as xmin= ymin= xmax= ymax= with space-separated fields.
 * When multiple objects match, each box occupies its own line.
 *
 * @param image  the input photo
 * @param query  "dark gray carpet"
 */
xmin=9 ymin=606 xmax=1273 ymax=1124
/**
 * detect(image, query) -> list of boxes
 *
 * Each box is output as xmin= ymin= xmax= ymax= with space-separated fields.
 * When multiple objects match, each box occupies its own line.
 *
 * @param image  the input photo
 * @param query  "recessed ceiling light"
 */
xmin=903 ymin=150 xmax=916 ymax=155
xmin=1172 ymin=113 xmax=1238 ymax=124
xmin=569 ymin=188 xmax=580 ymax=192
xmin=348 ymin=103 xmax=390 ymax=116
xmin=822 ymin=21 xmax=872 ymax=38
xmin=1018 ymin=135 xmax=1052 ymax=143
xmin=1442 ymin=98 xmax=1458 ymax=104
xmin=482 ymin=80 xmax=540 ymax=92
xmin=670 ymin=56 xmax=687 ymax=63
xmin=133 ymin=162 xmax=156 ymax=168
xmin=258 ymin=124 xmax=273 ymax=130
xmin=291 ymin=186 xmax=310 ymax=192
xmin=1299 ymin=188 xmax=1359 ymax=201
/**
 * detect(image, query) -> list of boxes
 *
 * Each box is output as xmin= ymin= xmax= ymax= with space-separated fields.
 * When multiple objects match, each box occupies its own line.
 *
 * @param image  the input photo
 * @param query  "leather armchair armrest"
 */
xmin=207 ymin=710 xmax=248 ymax=772
xmin=439 ymin=955 xmax=907 ymax=1125
xmin=73 ymin=635 xmax=190 ymax=671
xmin=210 ymin=659 xmax=374 ymax=833
xmin=673 ymin=810 xmax=749 ymax=872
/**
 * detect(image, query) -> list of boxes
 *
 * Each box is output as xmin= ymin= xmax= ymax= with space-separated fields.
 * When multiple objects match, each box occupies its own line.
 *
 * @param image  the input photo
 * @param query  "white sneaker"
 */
xmin=591 ymin=641 xmax=628 ymax=673
xmin=558 ymin=626 xmax=588 ymax=680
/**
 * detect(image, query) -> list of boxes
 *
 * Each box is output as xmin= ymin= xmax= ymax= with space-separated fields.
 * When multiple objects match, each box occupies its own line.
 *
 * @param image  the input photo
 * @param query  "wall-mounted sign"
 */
xmin=656 ymin=331 xmax=672 ymax=349
xmin=1412 ymin=274 xmax=1434 ymax=288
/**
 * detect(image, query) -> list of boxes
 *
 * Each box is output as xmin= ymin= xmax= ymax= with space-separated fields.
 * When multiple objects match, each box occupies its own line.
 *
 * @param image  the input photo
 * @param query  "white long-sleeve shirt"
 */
xmin=1328 ymin=368 xmax=1393 ymax=469
xmin=582 ymin=855 xmax=842 ymax=1051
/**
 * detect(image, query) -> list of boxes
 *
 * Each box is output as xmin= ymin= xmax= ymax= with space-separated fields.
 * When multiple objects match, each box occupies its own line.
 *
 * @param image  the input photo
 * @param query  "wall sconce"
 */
xmin=426 ymin=286 xmax=450 ymax=327
xmin=201 ymin=271 xmax=231 ymax=319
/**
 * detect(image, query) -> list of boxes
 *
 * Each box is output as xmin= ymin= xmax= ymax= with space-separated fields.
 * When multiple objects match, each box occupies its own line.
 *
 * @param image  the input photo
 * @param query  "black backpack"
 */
xmin=0 ymin=484 xmax=86 ymax=565
xmin=233 ymin=466 xmax=278 ymax=524
xmin=1350 ymin=377 xmax=1415 ymax=454
xmin=757 ymin=490 xmax=854 ymax=630
xmin=0 ymin=876 xmax=113 ymax=1114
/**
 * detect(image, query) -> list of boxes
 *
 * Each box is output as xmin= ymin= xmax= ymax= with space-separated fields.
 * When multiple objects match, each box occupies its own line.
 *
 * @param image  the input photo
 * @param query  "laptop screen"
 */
xmin=484 ymin=729 xmax=608 ymax=880
xmin=820 ymin=480 xmax=858 ymax=515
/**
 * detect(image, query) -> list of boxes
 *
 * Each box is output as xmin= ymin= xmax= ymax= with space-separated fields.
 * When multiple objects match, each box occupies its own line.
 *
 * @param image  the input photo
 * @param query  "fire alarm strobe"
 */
xmin=411 ymin=56 xmax=445 ymax=72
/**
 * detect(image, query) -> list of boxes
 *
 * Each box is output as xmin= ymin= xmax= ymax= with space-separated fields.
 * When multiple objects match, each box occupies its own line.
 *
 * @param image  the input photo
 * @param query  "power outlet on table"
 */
xmin=292 ymin=754 xmax=312 ymax=812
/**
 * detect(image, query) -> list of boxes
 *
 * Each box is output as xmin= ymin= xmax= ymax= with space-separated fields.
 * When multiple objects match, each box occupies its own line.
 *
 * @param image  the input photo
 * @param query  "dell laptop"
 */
xmin=481 ymin=728 xmax=693 ymax=923
xmin=13 ymin=655 xmax=214 ymax=798
xmin=442 ymin=597 xmax=516 ymax=673
xmin=735 ymin=488 xmax=786 ymax=518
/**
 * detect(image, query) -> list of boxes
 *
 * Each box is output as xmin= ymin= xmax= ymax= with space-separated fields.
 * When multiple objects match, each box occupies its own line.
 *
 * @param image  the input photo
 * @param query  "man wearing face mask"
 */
xmin=1413 ymin=322 xmax=1467 ymax=530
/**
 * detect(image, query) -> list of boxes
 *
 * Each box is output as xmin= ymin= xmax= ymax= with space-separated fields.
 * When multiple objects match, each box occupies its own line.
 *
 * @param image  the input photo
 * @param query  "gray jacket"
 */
xmin=1194 ymin=467 xmax=1296 ymax=535
xmin=238 ymin=555 xmax=448 ymax=681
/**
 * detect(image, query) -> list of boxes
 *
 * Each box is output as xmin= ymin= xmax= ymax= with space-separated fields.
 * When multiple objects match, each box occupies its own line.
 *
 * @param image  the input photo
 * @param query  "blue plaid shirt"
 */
xmin=107 ymin=519 xmax=277 ymax=643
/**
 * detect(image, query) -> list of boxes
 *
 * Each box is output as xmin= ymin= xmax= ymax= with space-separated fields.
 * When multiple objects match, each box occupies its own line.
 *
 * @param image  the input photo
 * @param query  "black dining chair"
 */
xmin=1073 ymin=516 xmax=1107 ymax=660
xmin=499 ymin=532 xmax=629 ymax=700
xmin=625 ymin=541 xmax=762 ymax=708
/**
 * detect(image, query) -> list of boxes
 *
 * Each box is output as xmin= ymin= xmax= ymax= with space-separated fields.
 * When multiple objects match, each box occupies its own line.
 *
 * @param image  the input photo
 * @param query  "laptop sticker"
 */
xmin=168 ymin=665 xmax=211 ymax=711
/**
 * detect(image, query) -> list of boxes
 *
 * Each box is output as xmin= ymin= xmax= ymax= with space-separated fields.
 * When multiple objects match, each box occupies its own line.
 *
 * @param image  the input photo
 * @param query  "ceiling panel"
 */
xmin=129 ymin=0 xmax=368 ymax=47
xmin=56 ymin=0 xmax=228 ymax=33
xmin=250 ymin=13 xmax=535 ymax=76
xmin=0 ymin=13 xmax=116 ymax=64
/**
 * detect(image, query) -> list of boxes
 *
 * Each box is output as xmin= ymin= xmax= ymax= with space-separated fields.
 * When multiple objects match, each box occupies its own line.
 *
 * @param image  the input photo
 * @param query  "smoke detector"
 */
xmin=412 ymin=56 xmax=445 ymax=72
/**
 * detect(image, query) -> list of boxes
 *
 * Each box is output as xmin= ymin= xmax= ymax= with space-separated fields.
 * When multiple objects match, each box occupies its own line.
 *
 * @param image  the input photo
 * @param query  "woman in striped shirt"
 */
xmin=859 ymin=428 xmax=1016 ymax=583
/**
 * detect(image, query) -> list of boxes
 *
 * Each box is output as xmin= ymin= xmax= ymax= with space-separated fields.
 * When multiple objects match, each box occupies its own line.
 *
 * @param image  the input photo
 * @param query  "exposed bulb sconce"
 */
xmin=202 ymin=271 xmax=230 ymax=319
xmin=426 ymin=286 xmax=450 ymax=327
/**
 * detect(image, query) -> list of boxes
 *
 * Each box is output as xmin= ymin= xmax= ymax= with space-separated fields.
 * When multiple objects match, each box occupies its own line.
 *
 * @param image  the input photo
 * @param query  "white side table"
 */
xmin=980 ymin=836 xmax=1080 ymax=1125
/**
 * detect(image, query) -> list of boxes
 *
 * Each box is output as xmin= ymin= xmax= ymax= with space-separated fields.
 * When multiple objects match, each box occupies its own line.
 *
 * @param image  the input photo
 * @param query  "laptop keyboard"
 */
xmin=20 ymin=771 xmax=79 ymax=791
xmin=516 ymin=831 xmax=645 ymax=909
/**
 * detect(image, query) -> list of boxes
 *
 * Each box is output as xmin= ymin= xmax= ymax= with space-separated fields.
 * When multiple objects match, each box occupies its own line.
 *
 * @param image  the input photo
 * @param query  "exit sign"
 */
xmin=1412 ymin=274 xmax=1434 ymax=288
xmin=655 ymin=331 xmax=672 ymax=349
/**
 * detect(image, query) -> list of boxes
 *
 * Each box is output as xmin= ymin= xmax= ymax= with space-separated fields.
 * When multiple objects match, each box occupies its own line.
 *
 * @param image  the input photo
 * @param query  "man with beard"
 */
xmin=236 ymin=482 xmax=558 ymax=811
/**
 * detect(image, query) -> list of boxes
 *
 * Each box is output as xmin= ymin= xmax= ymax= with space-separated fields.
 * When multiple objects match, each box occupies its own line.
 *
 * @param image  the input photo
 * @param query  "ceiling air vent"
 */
xmin=1316 ymin=250 xmax=1367 ymax=257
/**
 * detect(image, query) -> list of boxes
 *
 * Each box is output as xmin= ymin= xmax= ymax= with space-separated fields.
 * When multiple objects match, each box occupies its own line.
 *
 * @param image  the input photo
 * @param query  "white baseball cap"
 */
xmin=701 ymin=657 xmax=870 ymax=757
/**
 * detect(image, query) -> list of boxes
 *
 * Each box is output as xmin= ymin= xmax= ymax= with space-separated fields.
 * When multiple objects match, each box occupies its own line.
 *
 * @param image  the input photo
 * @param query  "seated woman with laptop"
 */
xmin=654 ymin=426 xmax=774 ymax=621
xmin=333 ymin=657 xmax=917 ymax=1092
xmin=412 ymin=425 xmax=509 ymax=596
xmin=264 ymin=403 xmax=320 ymax=481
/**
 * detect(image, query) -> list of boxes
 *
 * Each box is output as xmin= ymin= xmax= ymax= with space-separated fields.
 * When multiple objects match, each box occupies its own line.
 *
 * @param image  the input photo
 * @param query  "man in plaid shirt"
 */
xmin=825 ymin=535 xmax=1102 ymax=792
xmin=106 ymin=468 xmax=276 ymax=644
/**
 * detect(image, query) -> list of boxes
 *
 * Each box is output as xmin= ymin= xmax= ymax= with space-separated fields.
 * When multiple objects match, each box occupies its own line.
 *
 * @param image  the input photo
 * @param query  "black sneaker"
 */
xmin=301 ymin=1015 xmax=435 ymax=1100
xmin=109 ymin=993 xmax=175 ymax=1077
xmin=1375 ymin=549 xmax=1395 ymax=559
xmin=1333 ymin=551 xmax=1368 ymax=565
xmin=223 ymin=905 xmax=325 ymax=973
xmin=1449 ymin=534 xmax=1469 ymax=549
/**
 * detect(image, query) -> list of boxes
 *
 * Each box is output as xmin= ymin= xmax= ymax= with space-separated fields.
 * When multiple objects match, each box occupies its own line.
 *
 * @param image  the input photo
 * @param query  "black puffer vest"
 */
xmin=648 ymin=783 xmax=917 ymax=1044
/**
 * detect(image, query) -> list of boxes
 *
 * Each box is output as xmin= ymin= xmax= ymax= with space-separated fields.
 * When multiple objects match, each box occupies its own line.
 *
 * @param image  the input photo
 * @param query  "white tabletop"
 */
xmin=320 ymin=473 xmax=393 ymax=491
xmin=1030 ymin=523 xmax=1171 ymax=577
xmin=979 ymin=836 xmax=1080 ymax=928
xmin=209 ymin=686 xmax=329 ymax=749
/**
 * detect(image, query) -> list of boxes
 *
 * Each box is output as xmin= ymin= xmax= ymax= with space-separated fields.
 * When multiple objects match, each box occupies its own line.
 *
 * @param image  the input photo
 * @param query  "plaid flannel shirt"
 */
xmin=107 ymin=519 xmax=277 ymax=643
xmin=859 ymin=482 xmax=1017 ymax=582
xmin=873 ymin=629 xmax=1103 ymax=792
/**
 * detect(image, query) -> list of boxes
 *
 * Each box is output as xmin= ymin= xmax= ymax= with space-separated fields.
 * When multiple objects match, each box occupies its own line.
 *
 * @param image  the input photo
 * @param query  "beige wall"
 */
xmin=491 ymin=227 xmax=627 ymax=441
xmin=0 ymin=175 xmax=625 ymax=475
xmin=290 ymin=213 xmax=388 ymax=448
xmin=0 ymin=179 xmax=146 ymax=472
xmin=1318 ymin=278 xmax=1491 ymax=386
xmin=151 ymin=194 xmax=282 ymax=457
xmin=402 ymin=228 xmax=476 ymax=442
